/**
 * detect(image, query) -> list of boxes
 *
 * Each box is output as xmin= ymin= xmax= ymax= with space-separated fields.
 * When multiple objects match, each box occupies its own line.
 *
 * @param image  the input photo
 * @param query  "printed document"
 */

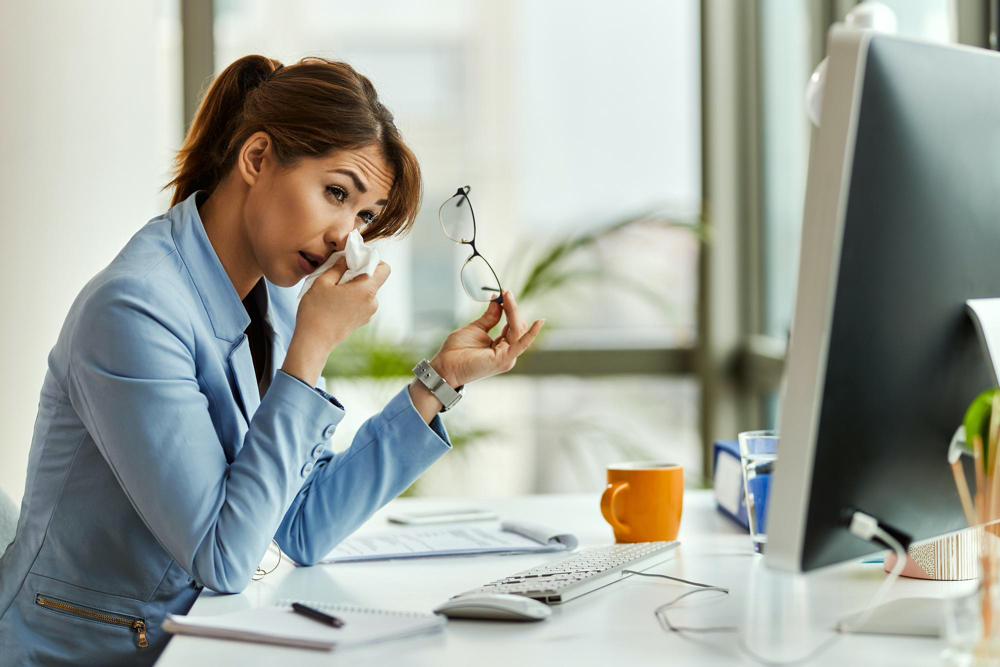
xmin=314 ymin=521 xmax=578 ymax=564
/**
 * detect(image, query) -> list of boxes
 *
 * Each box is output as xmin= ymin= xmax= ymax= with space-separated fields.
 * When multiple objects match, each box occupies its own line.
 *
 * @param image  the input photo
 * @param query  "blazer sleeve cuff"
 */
xmin=265 ymin=369 xmax=346 ymax=438
xmin=276 ymin=369 xmax=344 ymax=410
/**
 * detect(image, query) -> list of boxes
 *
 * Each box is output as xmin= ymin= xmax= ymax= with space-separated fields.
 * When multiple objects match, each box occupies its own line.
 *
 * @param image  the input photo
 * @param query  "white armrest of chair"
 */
xmin=0 ymin=487 xmax=18 ymax=549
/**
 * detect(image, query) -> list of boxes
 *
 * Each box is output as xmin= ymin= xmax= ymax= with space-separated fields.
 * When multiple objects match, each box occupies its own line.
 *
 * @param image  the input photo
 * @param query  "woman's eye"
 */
xmin=359 ymin=212 xmax=376 ymax=225
xmin=326 ymin=185 xmax=346 ymax=202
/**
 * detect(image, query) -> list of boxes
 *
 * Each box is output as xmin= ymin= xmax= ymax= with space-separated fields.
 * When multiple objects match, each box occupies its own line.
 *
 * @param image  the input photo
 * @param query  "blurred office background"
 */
xmin=0 ymin=0 xmax=985 ymax=504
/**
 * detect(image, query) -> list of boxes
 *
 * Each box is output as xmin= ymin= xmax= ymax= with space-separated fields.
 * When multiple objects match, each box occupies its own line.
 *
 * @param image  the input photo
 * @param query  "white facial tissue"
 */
xmin=297 ymin=229 xmax=381 ymax=305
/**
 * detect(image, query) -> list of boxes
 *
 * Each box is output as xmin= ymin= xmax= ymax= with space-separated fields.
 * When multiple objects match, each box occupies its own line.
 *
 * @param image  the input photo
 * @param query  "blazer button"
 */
xmin=322 ymin=424 xmax=336 ymax=440
xmin=301 ymin=461 xmax=315 ymax=478
xmin=311 ymin=443 xmax=326 ymax=459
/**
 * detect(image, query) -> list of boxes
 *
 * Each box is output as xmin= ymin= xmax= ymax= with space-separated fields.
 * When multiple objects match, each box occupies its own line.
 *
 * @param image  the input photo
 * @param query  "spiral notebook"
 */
xmin=163 ymin=600 xmax=446 ymax=651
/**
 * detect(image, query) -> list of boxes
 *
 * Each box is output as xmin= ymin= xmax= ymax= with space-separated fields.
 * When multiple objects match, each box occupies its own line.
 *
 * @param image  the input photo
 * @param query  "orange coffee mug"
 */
xmin=600 ymin=462 xmax=683 ymax=543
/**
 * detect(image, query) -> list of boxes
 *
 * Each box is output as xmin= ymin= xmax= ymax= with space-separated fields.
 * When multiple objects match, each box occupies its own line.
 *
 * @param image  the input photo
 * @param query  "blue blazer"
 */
xmin=0 ymin=191 xmax=451 ymax=666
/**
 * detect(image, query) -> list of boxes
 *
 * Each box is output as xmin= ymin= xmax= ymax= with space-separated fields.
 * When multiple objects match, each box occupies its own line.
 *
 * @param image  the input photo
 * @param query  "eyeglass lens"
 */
xmin=461 ymin=254 xmax=501 ymax=303
xmin=440 ymin=192 xmax=475 ymax=244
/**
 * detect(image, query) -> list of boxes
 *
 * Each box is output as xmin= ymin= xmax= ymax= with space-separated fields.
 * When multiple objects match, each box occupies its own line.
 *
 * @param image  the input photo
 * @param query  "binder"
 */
xmin=713 ymin=439 xmax=771 ymax=532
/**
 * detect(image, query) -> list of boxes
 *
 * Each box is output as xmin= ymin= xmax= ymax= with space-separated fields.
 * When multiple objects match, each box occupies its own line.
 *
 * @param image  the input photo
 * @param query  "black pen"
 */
xmin=291 ymin=602 xmax=345 ymax=628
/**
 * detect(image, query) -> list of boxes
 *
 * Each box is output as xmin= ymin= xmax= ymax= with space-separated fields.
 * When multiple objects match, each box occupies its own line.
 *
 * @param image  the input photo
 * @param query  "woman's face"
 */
xmin=244 ymin=139 xmax=393 ymax=288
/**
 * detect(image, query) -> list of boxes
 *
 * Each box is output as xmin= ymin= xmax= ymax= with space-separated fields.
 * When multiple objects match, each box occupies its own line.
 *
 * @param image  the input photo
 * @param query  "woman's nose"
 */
xmin=324 ymin=222 xmax=352 ymax=252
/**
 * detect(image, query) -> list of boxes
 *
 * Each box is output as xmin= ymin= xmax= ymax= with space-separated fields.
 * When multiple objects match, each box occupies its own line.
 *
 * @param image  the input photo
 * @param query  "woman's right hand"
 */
xmin=281 ymin=257 xmax=391 ymax=386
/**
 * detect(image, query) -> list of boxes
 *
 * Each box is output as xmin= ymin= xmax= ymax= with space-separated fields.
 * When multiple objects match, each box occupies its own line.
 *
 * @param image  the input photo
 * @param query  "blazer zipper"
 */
xmin=36 ymin=595 xmax=148 ymax=648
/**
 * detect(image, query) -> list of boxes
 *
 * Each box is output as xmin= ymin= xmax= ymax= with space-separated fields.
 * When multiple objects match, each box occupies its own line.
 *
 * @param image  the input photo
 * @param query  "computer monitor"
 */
xmin=767 ymin=28 xmax=1000 ymax=573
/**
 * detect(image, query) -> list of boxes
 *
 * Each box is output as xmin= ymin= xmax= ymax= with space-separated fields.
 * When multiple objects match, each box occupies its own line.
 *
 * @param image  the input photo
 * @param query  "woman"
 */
xmin=0 ymin=55 xmax=542 ymax=665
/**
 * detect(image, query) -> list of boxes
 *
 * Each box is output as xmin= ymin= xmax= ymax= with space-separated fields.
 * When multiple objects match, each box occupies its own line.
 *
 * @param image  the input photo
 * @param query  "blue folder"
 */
xmin=713 ymin=440 xmax=771 ymax=533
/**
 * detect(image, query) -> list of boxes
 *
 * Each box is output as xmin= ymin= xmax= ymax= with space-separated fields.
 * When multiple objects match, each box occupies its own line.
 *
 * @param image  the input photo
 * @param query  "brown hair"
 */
xmin=165 ymin=55 xmax=421 ymax=241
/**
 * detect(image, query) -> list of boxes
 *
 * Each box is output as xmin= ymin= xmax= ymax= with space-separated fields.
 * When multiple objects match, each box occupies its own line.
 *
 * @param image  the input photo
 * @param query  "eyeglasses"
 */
xmin=438 ymin=186 xmax=504 ymax=305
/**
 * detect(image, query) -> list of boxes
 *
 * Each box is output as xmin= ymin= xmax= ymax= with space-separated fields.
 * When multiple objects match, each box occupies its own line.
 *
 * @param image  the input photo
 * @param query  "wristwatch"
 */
xmin=412 ymin=360 xmax=465 ymax=412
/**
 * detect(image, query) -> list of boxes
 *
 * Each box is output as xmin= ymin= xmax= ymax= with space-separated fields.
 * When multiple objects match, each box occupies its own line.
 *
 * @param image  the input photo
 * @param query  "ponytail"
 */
xmin=167 ymin=55 xmax=281 ymax=207
xmin=164 ymin=55 xmax=422 ymax=241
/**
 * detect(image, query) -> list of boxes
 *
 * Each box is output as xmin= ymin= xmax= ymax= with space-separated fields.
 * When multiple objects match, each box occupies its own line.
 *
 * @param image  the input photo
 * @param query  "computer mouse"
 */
xmin=432 ymin=593 xmax=552 ymax=621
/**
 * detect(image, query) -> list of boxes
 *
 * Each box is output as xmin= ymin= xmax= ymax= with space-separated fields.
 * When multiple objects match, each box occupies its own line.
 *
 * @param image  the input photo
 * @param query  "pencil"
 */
xmin=990 ymin=394 xmax=1000 ymax=524
xmin=952 ymin=459 xmax=979 ymax=527
xmin=990 ymin=392 xmax=1000 ymax=474
xmin=975 ymin=434 xmax=986 ymax=525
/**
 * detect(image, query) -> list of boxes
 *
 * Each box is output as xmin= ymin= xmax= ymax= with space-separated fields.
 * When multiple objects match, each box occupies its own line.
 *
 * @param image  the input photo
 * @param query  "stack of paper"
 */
xmin=316 ymin=520 xmax=578 ymax=564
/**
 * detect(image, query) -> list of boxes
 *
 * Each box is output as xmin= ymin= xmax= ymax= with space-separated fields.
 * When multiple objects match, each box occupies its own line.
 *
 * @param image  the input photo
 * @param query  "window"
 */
xmin=759 ymin=0 xmax=812 ymax=341
xmin=878 ymin=0 xmax=953 ymax=43
xmin=758 ymin=0 xmax=955 ymax=344
xmin=154 ymin=0 xmax=184 ymax=213
xmin=212 ymin=0 xmax=704 ymax=493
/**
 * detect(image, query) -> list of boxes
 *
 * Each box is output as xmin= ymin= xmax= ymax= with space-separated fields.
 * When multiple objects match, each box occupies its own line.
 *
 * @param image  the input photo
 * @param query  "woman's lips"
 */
xmin=298 ymin=252 xmax=318 ymax=274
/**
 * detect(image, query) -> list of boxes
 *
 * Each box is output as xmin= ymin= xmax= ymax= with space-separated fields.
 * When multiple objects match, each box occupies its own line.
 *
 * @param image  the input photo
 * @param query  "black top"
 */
xmin=241 ymin=279 xmax=272 ymax=399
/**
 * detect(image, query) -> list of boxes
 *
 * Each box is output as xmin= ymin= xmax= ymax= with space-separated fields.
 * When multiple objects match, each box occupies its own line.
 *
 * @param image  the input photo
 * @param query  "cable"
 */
xmin=634 ymin=512 xmax=908 ymax=667
xmin=837 ymin=522 xmax=907 ymax=633
xmin=623 ymin=570 xmax=736 ymax=633
xmin=622 ymin=569 xmax=729 ymax=591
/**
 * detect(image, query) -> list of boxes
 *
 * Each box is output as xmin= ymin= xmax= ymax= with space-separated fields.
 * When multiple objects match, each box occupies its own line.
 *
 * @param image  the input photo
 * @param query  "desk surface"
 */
xmin=156 ymin=491 xmax=972 ymax=666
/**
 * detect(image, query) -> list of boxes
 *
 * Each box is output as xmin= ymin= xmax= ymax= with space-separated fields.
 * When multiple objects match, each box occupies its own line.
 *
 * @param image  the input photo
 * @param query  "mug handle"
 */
xmin=600 ymin=481 xmax=631 ymax=537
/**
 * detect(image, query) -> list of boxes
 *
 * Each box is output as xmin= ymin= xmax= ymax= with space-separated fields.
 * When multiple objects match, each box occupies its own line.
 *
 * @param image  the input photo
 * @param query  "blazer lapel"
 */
xmin=229 ymin=335 xmax=261 ymax=423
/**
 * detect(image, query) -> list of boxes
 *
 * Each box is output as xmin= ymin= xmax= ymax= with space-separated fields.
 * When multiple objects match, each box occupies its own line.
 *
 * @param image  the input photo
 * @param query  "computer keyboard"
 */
xmin=452 ymin=541 xmax=680 ymax=605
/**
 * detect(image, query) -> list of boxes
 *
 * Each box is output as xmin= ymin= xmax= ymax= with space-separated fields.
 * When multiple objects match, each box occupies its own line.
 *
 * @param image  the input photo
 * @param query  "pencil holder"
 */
xmin=943 ymin=389 xmax=1000 ymax=664
xmin=884 ymin=530 xmax=979 ymax=580
xmin=942 ymin=527 xmax=1000 ymax=666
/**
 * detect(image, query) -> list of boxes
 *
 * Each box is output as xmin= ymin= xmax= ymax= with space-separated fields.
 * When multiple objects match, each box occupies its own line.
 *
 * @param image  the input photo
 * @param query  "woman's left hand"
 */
xmin=430 ymin=290 xmax=544 ymax=388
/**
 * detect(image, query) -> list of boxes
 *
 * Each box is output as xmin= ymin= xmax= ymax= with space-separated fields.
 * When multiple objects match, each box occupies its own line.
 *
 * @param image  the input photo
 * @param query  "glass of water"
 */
xmin=738 ymin=430 xmax=779 ymax=554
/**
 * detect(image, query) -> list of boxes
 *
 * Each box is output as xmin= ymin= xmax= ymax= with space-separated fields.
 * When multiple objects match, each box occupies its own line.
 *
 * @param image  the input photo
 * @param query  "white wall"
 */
xmin=0 ymin=2 xmax=162 ymax=504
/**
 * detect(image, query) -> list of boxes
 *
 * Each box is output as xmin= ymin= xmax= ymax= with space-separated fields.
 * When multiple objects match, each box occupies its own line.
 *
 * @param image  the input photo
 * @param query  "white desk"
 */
xmin=157 ymin=491 xmax=973 ymax=666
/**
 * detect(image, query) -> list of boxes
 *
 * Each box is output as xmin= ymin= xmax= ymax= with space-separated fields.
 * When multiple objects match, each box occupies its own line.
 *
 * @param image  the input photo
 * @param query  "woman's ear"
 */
xmin=237 ymin=131 xmax=270 ymax=186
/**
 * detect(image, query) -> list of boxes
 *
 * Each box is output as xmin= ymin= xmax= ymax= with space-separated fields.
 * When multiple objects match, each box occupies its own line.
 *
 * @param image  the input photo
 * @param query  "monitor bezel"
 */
xmin=765 ymin=27 xmax=873 ymax=573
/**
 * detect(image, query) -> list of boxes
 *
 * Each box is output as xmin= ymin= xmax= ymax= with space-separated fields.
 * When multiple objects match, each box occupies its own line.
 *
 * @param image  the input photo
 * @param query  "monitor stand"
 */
xmin=838 ymin=597 xmax=948 ymax=637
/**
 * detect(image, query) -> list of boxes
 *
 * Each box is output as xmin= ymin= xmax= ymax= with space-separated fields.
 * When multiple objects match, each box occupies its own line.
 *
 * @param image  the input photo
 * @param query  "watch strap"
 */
xmin=412 ymin=360 xmax=464 ymax=412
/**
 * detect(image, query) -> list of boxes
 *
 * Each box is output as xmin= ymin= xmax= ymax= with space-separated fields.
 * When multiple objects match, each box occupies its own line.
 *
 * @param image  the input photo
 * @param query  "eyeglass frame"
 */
xmin=438 ymin=185 xmax=504 ymax=306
